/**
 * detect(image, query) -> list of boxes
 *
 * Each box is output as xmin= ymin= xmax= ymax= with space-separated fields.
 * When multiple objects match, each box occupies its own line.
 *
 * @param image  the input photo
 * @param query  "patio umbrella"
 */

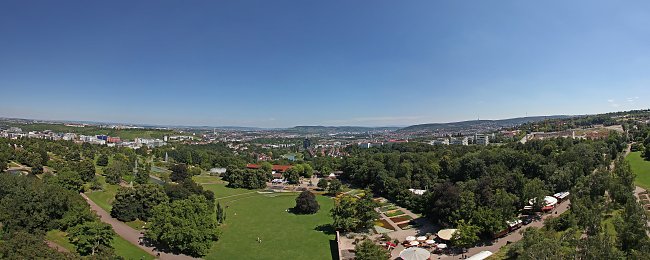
xmin=405 ymin=236 xmax=416 ymax=241
xmin=425 ymin=240 xmax=436 ymax=245
xmin=399 ymin=247 xmax=431 ymax=260
xmin=417 ymin=236 xmax=427 ymax=241
xmin=437 ymin=243 xmax=447 ymax=249
xmin=436 ymin=229 xmax=457 ymax=241
xmin=409 ymin=241 xmax=420 ymax=246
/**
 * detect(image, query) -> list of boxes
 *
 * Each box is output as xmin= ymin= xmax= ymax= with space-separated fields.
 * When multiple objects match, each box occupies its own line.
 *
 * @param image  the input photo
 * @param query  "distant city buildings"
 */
xmin=474 ymin=134 xmax=489 ymax=145
xmin=450 ymin=137 xmax=469 ymax=145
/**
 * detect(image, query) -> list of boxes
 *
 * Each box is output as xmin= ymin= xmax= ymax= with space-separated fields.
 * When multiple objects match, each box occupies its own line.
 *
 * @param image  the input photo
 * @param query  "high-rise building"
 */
xmin=303 ymin=138 xmax=311 ymax=149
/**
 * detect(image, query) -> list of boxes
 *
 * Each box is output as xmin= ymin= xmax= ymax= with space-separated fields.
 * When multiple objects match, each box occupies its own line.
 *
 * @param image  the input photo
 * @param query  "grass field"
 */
xmin=193 ymin=175 xmax=224 ymax=184
xmin=626 ymin=151 xmax=650 ymax=190
xmin=46 ymin=229 xmax=153 ymax=259
xmin=205 ymin=192 xmax=335 ymax=260
xmin=86 ymin=183 xmax=119 ymax=212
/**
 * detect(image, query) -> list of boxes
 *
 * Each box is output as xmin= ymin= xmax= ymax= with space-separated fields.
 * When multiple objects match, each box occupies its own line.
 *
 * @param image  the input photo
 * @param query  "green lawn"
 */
xmin=86 ymin=183 xmax=119 ymax=212
xmin=626 ymin=151 xmax=650 ymax=190
xmin=46 ymin=229 xmax=153 ymax=260
xmin=45 ymin=229 xmax=75 ymax=252
xmin=193 ymin=175 xmax=224 ymax=184
xmin=112 ymin=235 xmax=154 ymax=260
xmin=204 ymin=188 xmax=335 ymax=260
xmin=202 ymin=183 xmax=258 ymax=200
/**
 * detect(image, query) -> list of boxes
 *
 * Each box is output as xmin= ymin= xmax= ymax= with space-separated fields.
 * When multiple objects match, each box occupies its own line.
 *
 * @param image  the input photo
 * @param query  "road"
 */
xmin=80 ymin=193 xmax=197 ymax=260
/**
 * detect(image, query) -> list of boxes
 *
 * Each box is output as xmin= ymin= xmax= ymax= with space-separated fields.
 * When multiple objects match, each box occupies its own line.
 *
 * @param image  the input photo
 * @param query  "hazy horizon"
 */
xmin=1 ymin=1 xmax=649 ymax=127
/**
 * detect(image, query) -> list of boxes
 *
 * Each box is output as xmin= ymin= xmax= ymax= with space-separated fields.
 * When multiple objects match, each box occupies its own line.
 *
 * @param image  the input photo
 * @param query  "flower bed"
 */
xmin=390 ymin=215 xmax=413 ymax=223
xmin=374 ymin=219 xmax=396 ymax=231
xmin=397 ymin=222 xmax=412 ymax=229
xmin=380 ymin=205 xmax=398 ymax=212
xmin=385 ymin=209 xmax=405 ymax=217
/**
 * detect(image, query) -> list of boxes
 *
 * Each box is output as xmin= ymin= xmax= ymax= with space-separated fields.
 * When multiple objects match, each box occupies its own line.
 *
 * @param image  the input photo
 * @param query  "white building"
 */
xmin=475 ymin=134 xmax=489 ymax=145
xmin=450 ymin=137 xmax=469 ymax=146
xmin=430 ymin=139 xmax=449 ymax=145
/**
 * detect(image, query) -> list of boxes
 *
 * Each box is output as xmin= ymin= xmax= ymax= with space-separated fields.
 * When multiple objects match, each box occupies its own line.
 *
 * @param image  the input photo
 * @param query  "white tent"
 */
xmin=409 ymin=241 xmax=420 ymax=246
xmin=467 ymin=251 xmax=493 ymax=260
xmin=417 ymin=236 xmax=427 ymax=241
xmin=405 ymin=236 xmax=416 ymax=241
xmin=399 ymin=247 xmax=431 ymax=260
xmin=437 ymin=243 xmax=447 ymax=249
xmin=425 ymin=240 xmax=436 ymax=245
xmin=528 ymin=196 xmax=558 ymax=207
xmin=437 ymin=229 xmax=457 ymax=241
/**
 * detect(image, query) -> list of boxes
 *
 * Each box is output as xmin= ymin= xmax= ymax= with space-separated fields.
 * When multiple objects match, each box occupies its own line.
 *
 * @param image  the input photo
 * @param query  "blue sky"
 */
xmin=1 ymin=1 xmax=649 ymax=127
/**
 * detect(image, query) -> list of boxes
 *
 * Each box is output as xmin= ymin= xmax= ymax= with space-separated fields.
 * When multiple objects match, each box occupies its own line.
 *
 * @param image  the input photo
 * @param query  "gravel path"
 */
xmin=81 ymin=193 xmax=198 ymax=260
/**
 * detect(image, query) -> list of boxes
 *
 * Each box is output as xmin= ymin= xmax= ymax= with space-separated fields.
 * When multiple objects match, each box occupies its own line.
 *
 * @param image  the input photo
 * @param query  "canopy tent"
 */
xmin=466 ymin=251 xmax=493 ymax=260
xmin=399 ymin=247 xmax=431 ymax=260
xmin=405 ymin=236 xmax=416 ymax=241
xmin=437 ymin=229 xmax=457 ymax=241
xmin=528 ymin=196 xmax=558 ymax=207
xmin=417 ymin=236 xmax=427 ymax=241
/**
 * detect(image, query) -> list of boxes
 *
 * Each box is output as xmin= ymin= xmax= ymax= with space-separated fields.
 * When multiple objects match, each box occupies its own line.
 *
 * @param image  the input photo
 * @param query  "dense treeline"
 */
xmin=338 ymin=133 xmax=626 ymax=237
xmin=152 ymin=143 xmax=247 ymax=170
xmin=504 ymin=158 xmax=650 ymax=259
xmin=0 ymin=174 xmax=118 ymax=258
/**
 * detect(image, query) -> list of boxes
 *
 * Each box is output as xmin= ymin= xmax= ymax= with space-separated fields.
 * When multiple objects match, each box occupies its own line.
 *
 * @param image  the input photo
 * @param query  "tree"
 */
xmin=170 ymin=163 xmax=189 ymax=182
xmin=355 ymin=239 xmax=389 ymax=260
xmin=110 ymin=188 xmax=139 ymax=221
xmin=50 ymin=170 xmax=84 ymax=192
xmin=327 ymin=179 xmax=342 ymax=195
xmin=134 ymin=162 xmax=151 ymax=184
xmin=111 ymin=184 xmax=169 ymax=222
xmin=104 ymin=160 xmax=128 ymax=185
xmin=96 ymin=154 xmax=109 ymax=167
xmin=355 ymin=191 xmax=379 ymax=230
xmin=216 ymin=202 xmax=226 ymax=224
xmin=78 ymin=159 xmax=96 ymax=182
xmin=331 ymin=195 xmax=358 ymax=232
xmin=523 ymin=178 xmax=548 ymax=211
xmin=0 ymin=231 xmax=75 ymax=260
xmin=68 ymin=221 xmax=115 ymax=256
xmin=451 ymin=220 xmax=480 ymax=250
xmin=615 ymin=200 xmax=650 ymax=254
xmin=294 ymin=190 xmax=320 ymax=214
xmin=283 ymin=168 xmax=300 ymax=184
xmin=260 ymin=162 xmax=273 ymax=172
xmin=317 ymin=178 xmax=329 ymax=190
xmin=146 ymin=195 xmax=220 ymax=256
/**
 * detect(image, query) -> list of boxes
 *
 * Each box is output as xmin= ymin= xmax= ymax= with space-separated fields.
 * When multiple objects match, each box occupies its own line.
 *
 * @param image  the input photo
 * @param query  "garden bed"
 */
xmin=385 ymin=209 xmax=405 ymax=217
xmin=374 ymin=219 xmax=396 ymax=231
xmin=397 ymin=222 xmax=412 ymax=229
xmin=380 ymin=205 xmax=398 ymax=212
xmin=390 ymin=215 xmax=413 ymax=223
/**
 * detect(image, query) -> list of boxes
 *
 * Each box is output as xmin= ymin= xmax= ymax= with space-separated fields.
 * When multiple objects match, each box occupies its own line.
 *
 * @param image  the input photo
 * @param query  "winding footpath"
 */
xmin=80 ymin=193 xmax=197 ymax=260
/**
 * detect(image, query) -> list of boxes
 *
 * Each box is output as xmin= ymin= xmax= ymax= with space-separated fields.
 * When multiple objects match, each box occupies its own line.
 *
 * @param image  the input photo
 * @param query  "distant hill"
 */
xmin=398 ymin=115 xmax=572 ymax=133
xmin=286 ymin=126 xmax=401 ymax=134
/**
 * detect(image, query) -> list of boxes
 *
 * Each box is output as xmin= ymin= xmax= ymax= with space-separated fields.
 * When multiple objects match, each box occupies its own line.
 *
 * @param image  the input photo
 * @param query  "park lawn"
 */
xmin=112 ymin=235 xmax=154 ymax=260
xmin=626 ymin=152 xmax=650 ymax=190
xmin=202 ymin=183 xmax=257 ymax=199
xmin=86 ymin=183 xmax=119 ymax=212
xmin=46 ymin=229 xmax=153 ymax=260
xmin=46 ymin=229 xmax=76 ymax=252
xmin=125 ymin=219 xmax=147 ymax=231
xmin=205 ymin=192 xmax=335 ymax=260
xmin=193 ymin=175 xmax=224 ymax=184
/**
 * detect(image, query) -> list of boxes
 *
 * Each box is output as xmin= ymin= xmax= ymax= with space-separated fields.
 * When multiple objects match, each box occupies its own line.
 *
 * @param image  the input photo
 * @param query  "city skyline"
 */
xmin=1 ymin=1 xmax=649 ymax=127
